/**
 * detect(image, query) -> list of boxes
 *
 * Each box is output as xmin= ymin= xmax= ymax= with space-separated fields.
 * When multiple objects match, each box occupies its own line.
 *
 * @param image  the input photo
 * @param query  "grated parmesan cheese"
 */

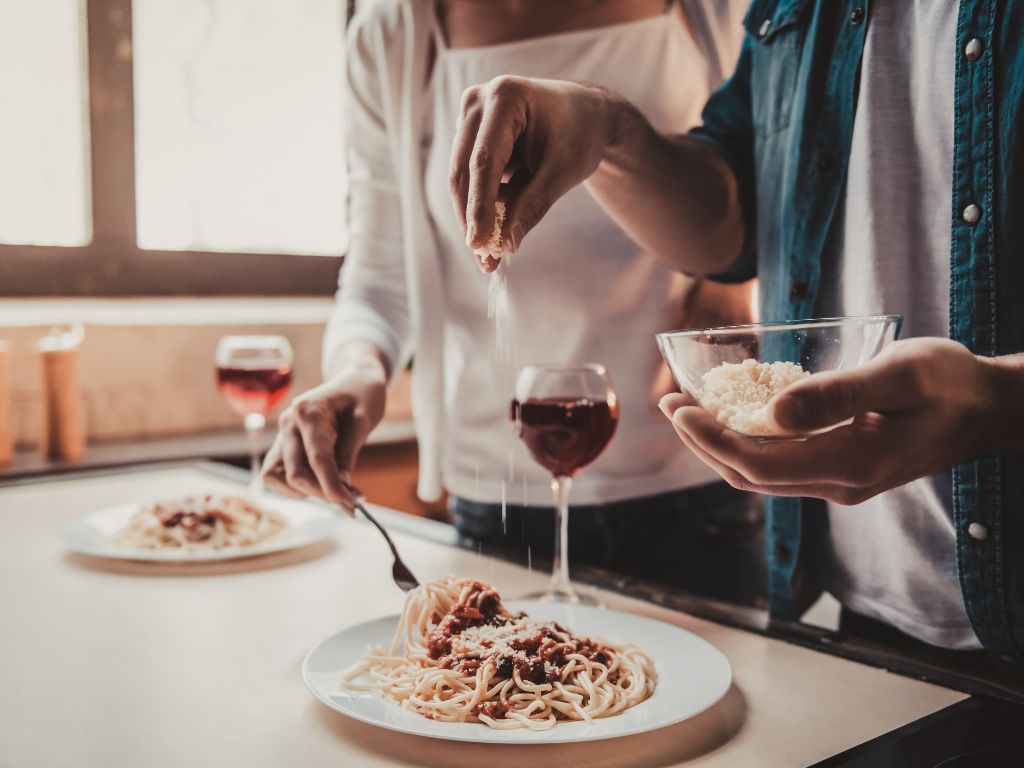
xmin=475 ymin=200 xmax=506 ymax=260
xmin=698 ymin=359 xmax=810 ymax=435
xmin=451 ymin=620 xmax=554 ymax=662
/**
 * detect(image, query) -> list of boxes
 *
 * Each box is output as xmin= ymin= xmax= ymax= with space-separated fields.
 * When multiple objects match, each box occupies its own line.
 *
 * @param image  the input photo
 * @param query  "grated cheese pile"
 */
xmin=452 ymin=622 xmax=562 ymax=679
xmin=698 ymin=359 xmax=810 ymax=435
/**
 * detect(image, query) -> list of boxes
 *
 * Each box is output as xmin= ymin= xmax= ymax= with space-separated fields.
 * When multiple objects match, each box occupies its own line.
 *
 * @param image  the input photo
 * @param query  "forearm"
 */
xmin=586 ymin=96 xmax=746 ymax=276
xmin=982 ymin=353 xmax=1024 ymax=452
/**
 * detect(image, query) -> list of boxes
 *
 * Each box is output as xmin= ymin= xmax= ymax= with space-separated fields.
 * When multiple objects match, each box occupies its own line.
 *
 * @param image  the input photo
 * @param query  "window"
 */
xmin=0 ymin=0 xmax=353 ymax=296
xmin=0 ymin=0 xmax=91 ymax=247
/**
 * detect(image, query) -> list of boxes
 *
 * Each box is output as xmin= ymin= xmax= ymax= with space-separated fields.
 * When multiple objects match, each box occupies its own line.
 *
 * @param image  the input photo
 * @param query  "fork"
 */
xmin=353 ymin=501 xmax=420 ymax=592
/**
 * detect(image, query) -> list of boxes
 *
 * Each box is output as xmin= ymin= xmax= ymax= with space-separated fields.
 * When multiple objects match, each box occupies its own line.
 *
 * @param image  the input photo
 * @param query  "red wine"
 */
xmin=510 ymin=397 xmax=618 ymax=478
xmin=216 ymin=365 xmax=293 ymax=416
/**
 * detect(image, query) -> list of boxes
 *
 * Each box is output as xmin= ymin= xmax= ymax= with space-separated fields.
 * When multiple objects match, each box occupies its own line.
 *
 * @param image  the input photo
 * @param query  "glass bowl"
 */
xmin=655 ymin=315 xmax=903 ymax=438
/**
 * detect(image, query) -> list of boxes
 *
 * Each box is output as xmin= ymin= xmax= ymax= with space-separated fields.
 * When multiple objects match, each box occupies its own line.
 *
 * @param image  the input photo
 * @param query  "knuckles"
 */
xmin=447 ymin=165 xmax=464 ymax=193
xmin=292 ymin=397 xmax=333 ymax=424
xmin=514 ymin=195 xmax=551 ymax=231
xmin=469 ymin=147 xmax=493 ymax=175
xmin=459 ymin=85 xmax=482 ymax=113
xmin=292 ymin=398 xmax=318 ymax=421
xmin=350 ymin=409 xmax=372 ymax=433
xmin=486 ymin=75 xmax=523 ymax=105
xmin=308 ymin=449 xmax=336 ymax=469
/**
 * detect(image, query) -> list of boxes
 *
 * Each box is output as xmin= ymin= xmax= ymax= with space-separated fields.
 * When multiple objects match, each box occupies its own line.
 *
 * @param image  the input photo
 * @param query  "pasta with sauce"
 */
xmin=114 ymin=494 xmax=286 ymax=551
xmin=342 ymin=578 xmax=656 ymax=730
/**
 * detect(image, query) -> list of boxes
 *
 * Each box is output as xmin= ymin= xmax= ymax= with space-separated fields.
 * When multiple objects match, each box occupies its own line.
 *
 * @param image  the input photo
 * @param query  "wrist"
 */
xmin=601 ymin=90 xmax=649 ymax=164
xmin=977 ymin=353 xmax=1024 ymax=453
xmin=327 ymin=341 xmax=390 ymax=384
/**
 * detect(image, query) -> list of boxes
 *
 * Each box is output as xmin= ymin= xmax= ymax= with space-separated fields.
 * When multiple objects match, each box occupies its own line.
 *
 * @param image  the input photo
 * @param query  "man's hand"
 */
xmin=659 ymin=338 xmax=1007 ymax=505
xmin=448 ymin=76 xmax=620 ymax=270
xmin=261 ymin=355 xmax=387 ymax=513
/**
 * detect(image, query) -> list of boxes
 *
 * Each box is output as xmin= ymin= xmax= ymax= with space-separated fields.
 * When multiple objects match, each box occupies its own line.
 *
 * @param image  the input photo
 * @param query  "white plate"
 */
xmin=303 ymin=601 xmax=732 ymax=744
xmin=59 ymin=496 xmax=339 ymax=562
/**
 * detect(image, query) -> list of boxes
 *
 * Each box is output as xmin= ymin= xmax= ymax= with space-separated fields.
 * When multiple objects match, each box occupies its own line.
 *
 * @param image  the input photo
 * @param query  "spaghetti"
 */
xmin=343 ymin=578 xmax=656 ymax=730
xmin=115 ymin=494 xmax=286 ymax=551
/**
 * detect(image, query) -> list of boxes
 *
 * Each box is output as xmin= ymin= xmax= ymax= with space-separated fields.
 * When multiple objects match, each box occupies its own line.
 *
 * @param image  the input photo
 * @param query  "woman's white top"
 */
xmin=327 ymin=0 xmax=746 ymax=503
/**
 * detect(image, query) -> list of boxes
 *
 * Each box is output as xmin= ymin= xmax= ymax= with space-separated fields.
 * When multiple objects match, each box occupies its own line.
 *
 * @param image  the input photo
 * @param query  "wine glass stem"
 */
xmin=244 ymin=412 xmax=266 ymax=494
xmin=549 ymin=475 xmax=575 ymax=600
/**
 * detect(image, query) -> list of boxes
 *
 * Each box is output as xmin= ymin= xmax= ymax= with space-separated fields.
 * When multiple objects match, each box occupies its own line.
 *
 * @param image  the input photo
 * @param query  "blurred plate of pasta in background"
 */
xmin=59 ymin=493 xmax=338 ymax=562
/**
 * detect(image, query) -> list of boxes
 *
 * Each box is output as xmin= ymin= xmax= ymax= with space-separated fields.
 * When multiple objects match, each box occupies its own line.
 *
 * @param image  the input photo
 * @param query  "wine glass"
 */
xmin=215 ymin=336 xmax=294 ymax=494
xmin=510 ymin=364 xmax=619 ymax=604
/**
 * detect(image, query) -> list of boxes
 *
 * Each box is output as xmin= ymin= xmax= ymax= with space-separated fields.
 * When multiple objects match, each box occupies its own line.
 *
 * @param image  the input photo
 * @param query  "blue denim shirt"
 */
xmin=691 ymin=0 xmax=1024 ymax=662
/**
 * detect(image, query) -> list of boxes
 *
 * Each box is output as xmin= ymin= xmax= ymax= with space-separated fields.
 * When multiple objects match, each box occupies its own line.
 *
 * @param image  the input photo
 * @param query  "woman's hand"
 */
xmin=261 ymin=353 xmax=388 ymax=512
xmin=659 ymin=338 xmax=1011 ymax=505
xmin=448 ymin=75 xmax=745 ymax=277
xmin=448 ymin=76 xmax=623 ymax=269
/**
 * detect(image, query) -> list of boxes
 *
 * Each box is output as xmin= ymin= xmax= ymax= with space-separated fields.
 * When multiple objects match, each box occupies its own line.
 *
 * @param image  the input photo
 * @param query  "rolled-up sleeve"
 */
xmin=322 ymin=12 xmax=412 ymax=380
xmin=689 ymin=37 xmax=758 ymax=283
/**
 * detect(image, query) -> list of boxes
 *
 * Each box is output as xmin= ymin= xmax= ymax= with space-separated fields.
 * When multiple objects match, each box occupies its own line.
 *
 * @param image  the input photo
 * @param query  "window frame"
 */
xmin=0 ymin=0 xmax=350 ymax=297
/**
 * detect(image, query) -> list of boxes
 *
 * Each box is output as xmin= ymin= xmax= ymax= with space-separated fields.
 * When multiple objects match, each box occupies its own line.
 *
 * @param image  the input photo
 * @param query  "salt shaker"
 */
xmin=38 ymin=326 xmax=86 ymax=462
xmin=0 ymin=341 xmax=11 ymax=467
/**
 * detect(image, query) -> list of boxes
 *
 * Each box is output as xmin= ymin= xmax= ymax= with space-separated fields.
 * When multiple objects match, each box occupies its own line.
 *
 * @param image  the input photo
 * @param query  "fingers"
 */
xmin=449 ymin=78 xmax=524 ymax=252
xmin=662 ymin=397 xmax=885 ymax=487
xmin=260 ymin=441 xmax=306 ymax=499
xmin=658 ymin=391 xmax=698 ymax=416
xmin=498 ymin=162 xmax=576 ymax=253
xmin=675 ymin=406 xmax=859 ymax=486
xmin=663 ymin=405 xmax=873 ymax=503
xmin=292 ymin=398 xmax=357 ymax=510
xmin=665 ymin=405 xmax=754 ymax=488
xmin=772 ymin=355 xmax=921 ymax=433
xmin=449 ymin=86 xmax=484 ymax=239
xmin=464 ymin=78 xmax=525 ymax=251
xmin=478 ymin=254 xmax=501 ymax=274
xmin=280 ymin=429 xmax=325 ymax=500
xmin=333 ymin=407 xmax=374 ymax=486
xmin=261 ymin=399 xmax=356 ymax=512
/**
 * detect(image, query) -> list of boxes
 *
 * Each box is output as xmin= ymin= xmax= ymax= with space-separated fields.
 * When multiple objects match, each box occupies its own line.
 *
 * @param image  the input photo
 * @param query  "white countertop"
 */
xmin=0 ymin=466 xmax=966 ymax=768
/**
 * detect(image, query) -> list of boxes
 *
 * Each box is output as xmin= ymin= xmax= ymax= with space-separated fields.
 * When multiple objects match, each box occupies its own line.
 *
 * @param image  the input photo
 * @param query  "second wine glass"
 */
xmin=215 ymin=335 xmax=294 ymax=494
xmin=510 ymin=364 xmax=619 ymax=604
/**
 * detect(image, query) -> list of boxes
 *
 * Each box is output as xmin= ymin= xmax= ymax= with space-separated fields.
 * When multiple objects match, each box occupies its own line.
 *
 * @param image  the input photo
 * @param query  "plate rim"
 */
xmin=302 ymin=601 xmax=733 ymax=744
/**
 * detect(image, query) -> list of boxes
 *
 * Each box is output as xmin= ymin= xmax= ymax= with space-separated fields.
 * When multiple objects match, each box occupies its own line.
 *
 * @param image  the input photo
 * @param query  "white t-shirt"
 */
xmin=815 ymin=0 xmax=980 ymax=650
xmin=423 ymin=11 xmax=736 ymax=505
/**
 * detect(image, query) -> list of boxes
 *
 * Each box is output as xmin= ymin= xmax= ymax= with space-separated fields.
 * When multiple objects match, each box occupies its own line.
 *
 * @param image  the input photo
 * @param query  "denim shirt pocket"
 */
xmin=743 ymin=0 xmax=810 ymax=137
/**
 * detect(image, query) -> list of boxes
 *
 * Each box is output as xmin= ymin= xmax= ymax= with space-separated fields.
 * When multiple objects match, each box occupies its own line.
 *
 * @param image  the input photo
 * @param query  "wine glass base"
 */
xmin=519 ymin=587 xmax=604 ymax=607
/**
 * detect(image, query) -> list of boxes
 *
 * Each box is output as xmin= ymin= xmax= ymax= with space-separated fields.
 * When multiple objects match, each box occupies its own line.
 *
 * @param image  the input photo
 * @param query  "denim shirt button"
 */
xmin=817 ymin=154 xmax=836 ymax=172
xmin=759 ymin=18 xmax=772 ymax=38
xmin=967 ymin=521 xmax=989 ymax=541
xmin=965 ymin=38 xmax=985 ymax=61
xmin=774 ymin=542 xmax=791 ymax=562
xmin=849 ymin=7 xmax=866 ymax=25
xmin=789 ymin=281 xmax=808 ymax=299
xmin=963 ymin=204 xmax=982 ymax=225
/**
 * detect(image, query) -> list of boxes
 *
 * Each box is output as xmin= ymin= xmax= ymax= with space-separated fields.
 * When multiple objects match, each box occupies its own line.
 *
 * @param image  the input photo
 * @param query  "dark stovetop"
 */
xmin=812 ymin=696 xmax=1024 ymax=767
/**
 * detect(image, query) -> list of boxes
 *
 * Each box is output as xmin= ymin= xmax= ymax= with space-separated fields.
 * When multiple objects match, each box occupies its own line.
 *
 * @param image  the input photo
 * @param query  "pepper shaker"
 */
xmin=38 ymin=326 xmax=86 ymax=462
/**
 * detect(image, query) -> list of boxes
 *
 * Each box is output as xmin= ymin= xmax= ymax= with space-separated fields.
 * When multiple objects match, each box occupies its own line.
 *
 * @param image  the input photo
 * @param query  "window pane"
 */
xmin=0 ymin=0 xmax=91 ymax=246
xmin=133 ymin=0 xmax=347 ymax=256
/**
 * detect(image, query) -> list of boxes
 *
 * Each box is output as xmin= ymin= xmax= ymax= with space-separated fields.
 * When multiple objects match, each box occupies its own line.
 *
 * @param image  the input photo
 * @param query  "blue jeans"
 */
xmin=450 ymin=482 xmax=765 ymax=606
